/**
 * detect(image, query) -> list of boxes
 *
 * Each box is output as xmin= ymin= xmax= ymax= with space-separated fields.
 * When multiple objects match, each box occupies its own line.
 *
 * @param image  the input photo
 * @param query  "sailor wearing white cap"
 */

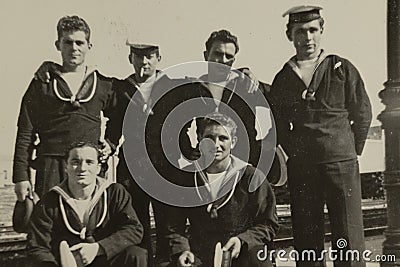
xmin=270 ymin=5 xmax=372 ymax=267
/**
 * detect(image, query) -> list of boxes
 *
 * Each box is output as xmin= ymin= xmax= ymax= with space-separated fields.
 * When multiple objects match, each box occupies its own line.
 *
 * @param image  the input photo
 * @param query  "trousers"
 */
xmin=287 ymin=158 xmax=365 ymax=267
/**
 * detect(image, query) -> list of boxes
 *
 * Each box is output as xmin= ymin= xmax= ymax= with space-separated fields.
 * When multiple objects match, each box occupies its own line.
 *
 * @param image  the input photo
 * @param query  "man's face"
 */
xmin=66 ymin=146 xmax=100 ymax=187
xmin=56 ymin=30 xmax=91 ymax=68
xmin=288 ymin=19 xmax=323 ymax=60
xmin=200 ymin=124 xmax=237 ymax=164
xmin=204 ymin=41 xmax=236 ymax=80
xmin=130 ymin=52 xmax=161 ymax=79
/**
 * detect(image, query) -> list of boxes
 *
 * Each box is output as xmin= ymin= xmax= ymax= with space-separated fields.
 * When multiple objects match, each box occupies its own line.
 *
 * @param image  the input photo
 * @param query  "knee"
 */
xmin=124 ymin=245 xmax=148 ymax=266
xmin=235 ymin=246 xmax=274 ymax=267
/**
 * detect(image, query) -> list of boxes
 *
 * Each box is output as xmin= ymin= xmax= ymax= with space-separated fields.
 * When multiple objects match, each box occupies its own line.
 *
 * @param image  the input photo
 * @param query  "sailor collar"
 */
xmin=52 ymin=67 xmax=97 ymax=107
xmin=51 ymin=177 xmax=112 ymax=240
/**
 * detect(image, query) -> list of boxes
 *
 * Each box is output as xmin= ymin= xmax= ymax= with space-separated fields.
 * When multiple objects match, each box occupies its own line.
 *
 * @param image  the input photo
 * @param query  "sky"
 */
xmin=0 ymin=0 xmax=387 ymax=160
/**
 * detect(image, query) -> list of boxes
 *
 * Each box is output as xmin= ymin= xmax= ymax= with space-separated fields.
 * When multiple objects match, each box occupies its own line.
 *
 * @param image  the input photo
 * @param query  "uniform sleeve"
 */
xmin=165 ymin=206 xmax=191 ymax=259
xmin=97 ymin=184 xmax=144 ymax=260
xmin=344 ymin=60 xmax=372 ymax=155
xmin=28 ymin=198 xmax=58 ymax=265
xmin=13 ymin=79 xmax=39 ymax=183
xmin=104 ymin=78 xmax=124 ymax=152
xmin=236 ymin=171 xmax=279 ymax=250
xmin=270 ymin=71 xmax=291 ymax=148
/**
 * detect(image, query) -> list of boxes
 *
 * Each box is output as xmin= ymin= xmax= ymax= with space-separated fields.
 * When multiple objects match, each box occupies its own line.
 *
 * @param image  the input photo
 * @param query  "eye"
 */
xmin=220 ymin=136 xmax=229 ymax=141
xmin=86 ymin=160 xmax=96 ymax=165
xmin=225 ymin=54 xmax=234 ymax=60
xmin=70 ymin=159 xmax=80 ymax=165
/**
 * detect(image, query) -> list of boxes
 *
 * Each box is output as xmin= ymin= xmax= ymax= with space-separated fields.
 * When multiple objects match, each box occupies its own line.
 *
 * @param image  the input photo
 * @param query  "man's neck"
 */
xmin=68 ymin=181 xmax=96 ymax=200
xmin=134 ymin=72 xmax=156 ymax=84
xmin=206 ymin=157 xmax=231 ymax=174
xmin=62 ymin=64 xmax=86 ymax=73
xmin=297 ymin=49 xmax=322 ymax=61
xmin=207 ymin=74 xmax=230 ymax=84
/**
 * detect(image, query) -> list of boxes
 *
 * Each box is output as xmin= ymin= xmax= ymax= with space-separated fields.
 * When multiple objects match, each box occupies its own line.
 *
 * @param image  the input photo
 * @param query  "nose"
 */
xmin=142 ymin=56 xmax=150 ymax=64
xmin=214 ymin=139 xmax=222 ymax=149
xmin=72 ymin=42 xmax=79 ymax=51
xmin=306 ymin=31 xmax=313 ymax=40
xmin=78 ymin=162 xmax=88 ymax=171
xmin=220 ymin=55 xmax=231 ymax=65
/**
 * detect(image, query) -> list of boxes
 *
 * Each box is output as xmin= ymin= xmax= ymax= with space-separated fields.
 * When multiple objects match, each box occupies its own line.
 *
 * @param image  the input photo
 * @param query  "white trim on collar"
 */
xmin=53 ymin=72 xmax=97 ymax=103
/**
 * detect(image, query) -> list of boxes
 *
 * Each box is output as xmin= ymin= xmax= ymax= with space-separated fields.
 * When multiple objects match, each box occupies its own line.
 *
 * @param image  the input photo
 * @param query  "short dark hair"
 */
xmin=286 ymin=17 xmax=325 ymax=38
xmin=65 ymin=141 xmax=100 ymax=162
xmin=57 ymin=15 xmax=91 ymax=42
xmin=205 ymin=30 xmax=239 ymax=54
xmin=197 ymin=112 xmax=237 ymax=138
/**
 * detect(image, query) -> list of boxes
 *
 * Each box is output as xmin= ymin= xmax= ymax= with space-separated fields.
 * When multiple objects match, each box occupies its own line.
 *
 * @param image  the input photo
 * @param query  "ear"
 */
xmin=96 ymin=163 xmax=101 ymax=175
xmin=230 ymin=136 xmax=237 ymax=149
xmin=55 ymin=40 xmax=60 ymax=51
xmin=88 ymin=43 xmax=93 ymax=50
xmin=320 ymin=27 xmax=324 ymax=34
xmin=128 ymin=54 xmax=133 ymax=64
xmin=203 ymin=51 xmax=209 ymax=61
xmin=157 ymin=55 xmax=162 ymax=62
xmin=286 ymin=30 xmax=293 ymax=42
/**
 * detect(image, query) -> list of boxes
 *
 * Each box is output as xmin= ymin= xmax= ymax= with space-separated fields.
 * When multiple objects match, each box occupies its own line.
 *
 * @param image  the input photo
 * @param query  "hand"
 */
xmin=223 ymin=237 xmax=242 ymax=259
xmin=70 ymin=242 xmax=99 ymax=266
xmin=99 ymin=141 xmax=113 ymax=163
xmin=177 ymin=251 xmax=195 ymax=267
xmin=238 ymin=67 xmax=259 ymax=93
xmin=34 ymin=61 xmax=61 ymax=83
xmin=14 ymin=181 xmax=32 ymax=201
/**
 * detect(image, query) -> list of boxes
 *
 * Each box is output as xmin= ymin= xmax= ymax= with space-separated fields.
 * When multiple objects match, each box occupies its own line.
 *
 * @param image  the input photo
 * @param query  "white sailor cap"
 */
xmin=282 ymin=5 xmax=323 ymax=23
xmin=126 ymin=36 xmax=159 ymax=55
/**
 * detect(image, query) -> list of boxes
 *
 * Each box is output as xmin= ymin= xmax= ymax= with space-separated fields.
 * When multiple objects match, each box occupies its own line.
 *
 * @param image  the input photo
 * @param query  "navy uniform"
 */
xmin=163 ymin=156 xmax=278 ymax=267
xmin=13 ymin=69 xmax=114 ymax=196
xmin=270 ymin=6 xmax=372 ymax=267
xmin=106 ymin=41 xmax=179 ymax=266
xmin=28 ymin=178 xmax=147 ymax=267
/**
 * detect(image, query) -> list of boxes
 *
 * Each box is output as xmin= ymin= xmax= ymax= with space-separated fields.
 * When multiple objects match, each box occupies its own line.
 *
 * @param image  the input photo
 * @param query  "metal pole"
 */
xmin=379 ymin=0 xmax=400 ymax=266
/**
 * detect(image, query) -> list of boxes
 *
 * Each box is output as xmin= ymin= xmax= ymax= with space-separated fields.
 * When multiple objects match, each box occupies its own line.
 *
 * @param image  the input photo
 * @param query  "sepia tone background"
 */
xmin=0 ymin=0 xmax=386 ymax=183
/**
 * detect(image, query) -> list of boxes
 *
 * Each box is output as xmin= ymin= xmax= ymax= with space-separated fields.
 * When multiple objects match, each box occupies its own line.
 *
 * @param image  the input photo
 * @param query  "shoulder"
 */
xmin=241 ymin=165 xmax=273 ymax=193
xmin=94 ymin=71 xmax=114 ymax=90
xmin=95 ymin=70 xmax=114 ymax=82
xmin=271 ymin=63 xmax=292 ymax=88
xmin=243 ymin=165 xmax=264 ymax=181
xmin=258 ymin=81 xmax=271 ymax=95
xmin=24 ymin=78 xmax=47 ymax=97
xmin=107 ymin=182 xmax=128 ymax=194
xmin=237 ymin=164 xmax=260 ymax=184
xmin=33 ymin=190 xmax=60 ymax=214
xmin=325 ymin=54 xmax=358 ymax=69
xmin=325 ymin=54 xmax=362 ymax=78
